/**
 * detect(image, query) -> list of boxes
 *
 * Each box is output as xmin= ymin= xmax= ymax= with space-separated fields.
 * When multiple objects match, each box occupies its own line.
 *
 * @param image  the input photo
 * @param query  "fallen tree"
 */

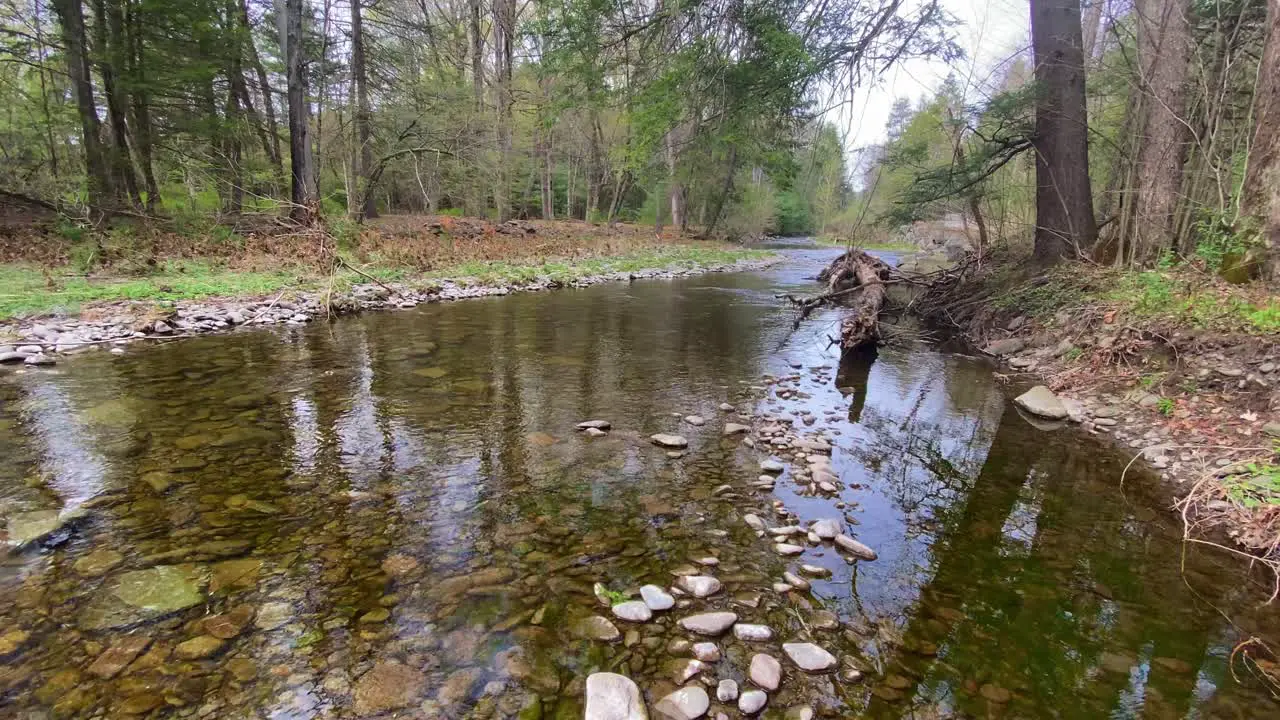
xmin=785 ymin=249 xmax=893 ymax=353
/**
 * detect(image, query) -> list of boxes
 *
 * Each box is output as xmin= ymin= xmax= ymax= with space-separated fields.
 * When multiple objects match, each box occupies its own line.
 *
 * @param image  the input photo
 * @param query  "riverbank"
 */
xmin=0 ymin=217 xmax=775 ymax=365
xmin=908 ymin=250 xmax=1280 ymax=568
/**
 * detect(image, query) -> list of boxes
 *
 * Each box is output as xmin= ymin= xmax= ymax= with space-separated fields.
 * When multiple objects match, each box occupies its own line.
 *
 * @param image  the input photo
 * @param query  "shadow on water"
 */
xmin=0 ymin=238 xmax=1277 ymax=718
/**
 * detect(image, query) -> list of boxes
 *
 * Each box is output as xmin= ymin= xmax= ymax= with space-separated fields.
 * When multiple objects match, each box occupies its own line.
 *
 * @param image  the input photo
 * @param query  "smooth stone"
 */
xmin=733 ymin=623 xmax=773 ymax=641
xmin=1014 ymin=385 xmax=1068 ymax=420
xmin=749 ymin=654 xmax=782 ymax=690
xmin=641 ymin=584 xmax=676 ymax=610
xmin=678 ymin=612 xmax=737 ymax=636
xmin=73 ymin=548 xmax=124 ymax=577
xmin=573 ymin=615 xmax=622 ymax=642
xmin=586 ymin=427 xmax=608 ymax=437
xmin=612 ymin=601 xmax=653 ymax=623
xmin=782 ymin=642 xmax=837 ymax=672
xmin=651 ymin=434 xmax=689 ymax=448
xmin=774 ymin=543 xmax=804 ymax=556
xmin=809 ymin=519 xmax=840 ymax=539
xmin=655 ymin=686 xmax=709 ymax=720
xmin=672 ymin=658 xmax=710 ymax=683
xmin=800 ymin=564 xmax=830 ymax=577
xmin=739 ymin=690 xmax=768 ymax=714
xmin=834 ymin=534 xmax=877 ymax=560
xmin=743 ymin=514 xmax=765 ymax=531
xmin=585 ymin=672 xmax=648 ymax=720
xmin=87 ymin=636 xmax=151 ymax=678
xmin=678 ymin=575 xmax=722 ymax=598
xmin=719 ymin=403 xmax=736 ymax=412
xmin=717 ymin=679 xmax=739 ymax=702
xmin=78 ymin=564 xmax=207 ymax=630
xmin=782 ymin=572 xmax=809 ymax=590
xmin=577 ymin=420 xmax=612 ymax=430
xmin=174 ymin=635 xmax=225 ymax=660
xmin=5 ymin=508 xmax=84 ymax=548
xmin=691 ymin=642 xmax=720 ymax=662
xmin=353 ymin=663 xmax=427 ymax=715
xmin=760 ymin=459 xmax=785 ymax=473
xmin=684 ymin=415 xmax=706 ymax=426
xmin=723 ymin=423 xmax=750 ymax=435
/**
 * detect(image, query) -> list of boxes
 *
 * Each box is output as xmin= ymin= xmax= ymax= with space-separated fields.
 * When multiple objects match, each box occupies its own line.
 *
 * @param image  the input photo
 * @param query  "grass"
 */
xmin=0 ymin=245 xmax=772 ymax=320
xmin=1224 ymin=458 xmax=1280 ymax=510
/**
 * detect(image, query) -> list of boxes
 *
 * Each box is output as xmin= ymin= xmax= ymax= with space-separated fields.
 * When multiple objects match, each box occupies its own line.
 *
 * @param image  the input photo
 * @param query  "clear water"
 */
xmin=1 ymin=238 xmax=1277 ymax=719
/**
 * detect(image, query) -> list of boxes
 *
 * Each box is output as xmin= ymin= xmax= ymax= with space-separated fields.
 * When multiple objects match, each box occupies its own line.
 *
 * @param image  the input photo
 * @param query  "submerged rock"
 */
xmin=353 ymin=663 xmax=427 ymax=715
xmin=650 ymin=434 xmax=689 ymax=448
xmin=678 ymin=612 xmax=737 ymax=636
xmin=572 ymin=615 xmax=622 ymax=642
xmin=739 ymin=689 xmax=768 ymax=714
xmin=5 ymin=508 xmax=86 ymax=550
xmin=612 ymin=601 xmax=653 ymax=623
xmin=584 ymin=672 xmax=647 ymax=720
xmin=87 ymin=636 xmax=151 ymax=678
xmin=833 ymin=534 xmax=877 ymax=561
xmin=640 ymin=585 xmax=675 ymax=610
xmin=78 ymin=564 xmax=208 ymax=630
xmin=760 ymin=459 xmax=785 ymax=473
xmin=723 ymin=423 xmax=750 ymax=435
xmin=1014 ymin=385 xmax=1068 ymax=420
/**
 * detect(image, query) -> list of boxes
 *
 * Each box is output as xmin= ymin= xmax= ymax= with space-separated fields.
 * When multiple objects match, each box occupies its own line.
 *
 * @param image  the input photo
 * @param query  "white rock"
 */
xmin=691 ymin=642 xmax=720 ymax=662
xmin=739 ymin=690 xmax=768 ymax=714
xmin=1013 ymin=385 xmax=1068 ymax=420
xmin=760 ymin=459 xmax=785 ymax=473
xmin=654 ymin=686 xmax=709 ymax=719
xmin=809 ymin=519 xmax=840 ymax=539
xmin=782 ymin=572 xmax=809 ymax=590
xmin=651 ymin=434 xmax=689 ymax=448
xmin=742 ymin=514 xmax=765 ymax=531
xmin=585 ymin=673 xmax=648 ymax=720
xmin=641 ymin=585 xmax=675 ymax=611
xmin=678 ymin=612 xmax=737 ymax=636
xmin=612 ymin=601 xmax=653 ymax=623
xmin=800 ymin=564 xmax=830 ymax=577
xmin=673 ymin=659 xmax=709 ymax=683
xmin=749 ymin=654 xmax=782 ymax=690
xmin=684 ymin=415 xmax=705 ymax=426
xmin=716 ymin=679 xmax=738 ymax=702
xmin=774 ymin=543 xmax=804 ymax=556
xmin=782 ymin=642 xmax=837 ymax=672
xmin=678 ymin=576 xmax=722 ymax=598
xmin=577 ymin=420 xmax=612 ymax=430
xmin=723 ymin=423 xmax=750 ymax=435
xmin=733 ymin=624 xmax=773 ymax=641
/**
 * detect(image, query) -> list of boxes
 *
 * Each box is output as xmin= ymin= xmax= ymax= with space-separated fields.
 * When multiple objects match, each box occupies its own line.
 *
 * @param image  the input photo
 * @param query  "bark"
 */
xmin=241 ymin=0 xmax=283 ymax=172
xmin=1030 ymin=0 xmax=1097 ymax=264
xmin=280 ymin=0 xmax=318 ymax=221
xmin=1243 ymin=0 xmax=1280 ymax=278
xmin=666 ymin=130 xmax=685 ymax=232
xmin=51 ymin=0 xmax=111 ymax=208
xmin=1130 ymin=0 xmax=1192 ymax=263
xmin=351 ymin=0 xmax=377 ymax=220
xmin=586 ymin=113 xmax=604 ymax=221
xmin=470 ymin=0 xmax=483 ymax=111
xmin=815 ymin=250 xmax=892 ymax=353
xmin=95 ymin=0 xmax=141 ymax=206
xmin=703 ymin=146 xmax=738 ymax=238
xmin=125 ymin=0 xmax=157 ymax=211
xmin=493 ymin=0 xmax=515 ymax=222
xmin=223 ymin=2 xmax=244 ymax=214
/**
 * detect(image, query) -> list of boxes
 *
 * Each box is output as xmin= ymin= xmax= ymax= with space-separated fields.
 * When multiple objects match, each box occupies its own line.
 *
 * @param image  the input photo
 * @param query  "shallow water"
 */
xmin=1 ymin=239 xmax=1278 ymax=719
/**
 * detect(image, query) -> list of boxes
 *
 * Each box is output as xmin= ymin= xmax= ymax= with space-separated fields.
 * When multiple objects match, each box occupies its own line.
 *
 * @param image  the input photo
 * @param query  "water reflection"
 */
xmin=0 ymin=245 xmax=1276 ymax=719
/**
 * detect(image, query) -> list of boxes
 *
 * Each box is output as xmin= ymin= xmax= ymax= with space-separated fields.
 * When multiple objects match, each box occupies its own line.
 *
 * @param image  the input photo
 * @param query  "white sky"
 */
xmin=831 ymin=0 xmax=1031 ymax=158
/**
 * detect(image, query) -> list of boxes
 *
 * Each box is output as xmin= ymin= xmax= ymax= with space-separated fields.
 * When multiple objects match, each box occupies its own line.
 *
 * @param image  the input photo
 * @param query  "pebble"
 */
xmin=717 ymin=679 xmax=739 ymax=702
xmin=678 ymin=612 xmax=738 ymax=636
xmin=651 ymin=434 xmax=689 ymax=448
xmin=612 ymin=601 xmax=653 ymax=623
xmin=655 ymin=686 xmax=710 ymax=719
xmin=760 ymin=459 xmax=785 ymax=473
xmin=584 ymin=672 xmax=646 ymax=720
xmin=774 ymin=543 xmax=804 ymax=556
xmin=691 ymin=642 xmax=721 ymax=662
xmin=738 ymin=690 xmax=768 ymax=714
xmin=749 ymin=653 xmax=782 ymax=690
xmin=684 ymin=415 xmax=706 ymax=426
xmin=641 ymin=584 xmax=676 ymax=610
xmin=834 ymin=534 xmax=877 ymax=560
xmin=733 ymin=623 xmax=773 ymax=641
xmin=782 ymin=642 xmax=837 ymax=672
xmin=678 ymin=575 xmax=722 ymax=598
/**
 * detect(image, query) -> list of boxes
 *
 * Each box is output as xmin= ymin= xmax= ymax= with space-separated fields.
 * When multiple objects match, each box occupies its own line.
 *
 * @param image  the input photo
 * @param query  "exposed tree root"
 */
xmin=785 ymin=249 xmax=894 ymax=353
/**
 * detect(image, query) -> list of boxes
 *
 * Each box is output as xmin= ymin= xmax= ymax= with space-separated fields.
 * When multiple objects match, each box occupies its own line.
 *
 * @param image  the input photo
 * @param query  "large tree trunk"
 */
xmin=126 ymin=0 xmax=158 ymax=211
xmin=279 ymin=0 xmax=317 ymax=222
xmin=1243 ymin=0 xmax=1280 ymax=278
xmin=470 ymin=0 xmax=483 ymax=110
xmin=815 ymin=250 xmax=891 ymax=353
xmin=95 ymin=0 xmax=141 ymax=206
xmin=493 ymin=0 xmax=515 ymax=222
xmin=1129 ymin=0 xmax=1192 ymax=263
xmin=52 ymin=0 xmax=111 ymax=209
xmin=703 ymin=146 xmax=737 ymax=238
xmin=1030 ymin=0 xmax=1097 ymax=264
xmin=351 ymin=0 xmax=376 ymax=220
xmin=241 ymin=0 xmax=283 ymax=175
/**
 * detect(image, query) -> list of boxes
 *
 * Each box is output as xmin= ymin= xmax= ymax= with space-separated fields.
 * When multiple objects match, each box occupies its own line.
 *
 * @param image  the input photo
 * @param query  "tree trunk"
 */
xmin=351 ymin=0 xmax=377 ymax=220
xmin=95 ymin=0 xmax=141 ymax=206
xmin=1243 ymin=0 xmax=1280 ymax=278
xmin=125 ymin=0 xmax=158 ymax=211
xmin=51 ymin=0 xmax=111 ymax=209
xmin=241 ymin=0 xmax=283 ymax=174
xmin=815 ymin=250 xmax=891 ymax=354
xmin=470 ymin=0 xmax=483 ymax=111
xmin=1030 ymin=0 xmax=1097 ymax=264
xmin=493 ymin=0 xmax=515 ymax=222
xmin=666 ymin=130 xmax=685 ymax=233
xmin=1129 ymin=0 xmax=1192 ymax=263
xmin=280 ymin=0 xmax=317 ymax=222
xmin=703 ymin=146 xmax=738 ymax=238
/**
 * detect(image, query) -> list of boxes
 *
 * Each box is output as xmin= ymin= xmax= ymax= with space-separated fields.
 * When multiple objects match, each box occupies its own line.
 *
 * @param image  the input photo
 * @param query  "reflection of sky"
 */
xmin=335 ymin=333 xmax=386 ymax=489
xmin=16 ymin=380 xmax=108 ymax=508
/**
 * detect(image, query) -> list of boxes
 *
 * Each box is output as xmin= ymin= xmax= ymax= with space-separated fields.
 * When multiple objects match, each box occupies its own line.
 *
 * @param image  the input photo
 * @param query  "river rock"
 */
xmin=641 ymin=584 xmax=675 ymax=610
xmin=585 ymin=672 xmax=647 ymax=720
xmin=204 ymin=604 xmax=255 ymax=638
xmin=573 ymin=615 xmax=622 ymax=641
xmin=749 ymin=654 xmax=782 ymax=690
xmin=73 ymin=548 xmax=124 ymax=577
xmin=381 ymin=553 xmax=419 ymax=577
xmin=438 ymin=667 xmax=482 ymax=707
xmin=684 ymin=415 xmax=705 ymax=426
xmin=739 ymin=690 xmax=768 ymax=714
xmin=87 ymin=636 xmax=151 ymax=678
xmin=743 ymin=514 xmax=765 ymax=531
xmin=734 ymin=623 xmax=772 ymax=641
xmin=1014 ymin=386 xmax=1068 ymax=420
xmin=5 ymin=508 xmax=85 ymax=549
xmin=774 ymin=543 xmax=804 ymax=556
xmin=834 ymin=534 xmax=877 ymax=560
xmin=809 ymin=519 xmax=840 ymax=539
xmin=353 ymin=663 xmax=427 ymax=715
xmin=723 ymin=423 xmax=750 ymax=435
xmin=984 ymin=338 xmax=1025 ymax=356
xmin=655 ymin=686 xmax=709 ymax=719
xmin=678 ymin=612 xmax=737 ymax=636
xmin=175 ymin=635 xmax=225 ymax=660
xmin=577 ymin=420 xmax=612 ymax=431
xmin=613 ymin=601 xmax=653 ymax=623
xmin=678 ymin=575 xmax=722 ymax=598
xmin=717 ymin=679 xmax=739 ymax=701
xmin=782 ymin=643 xmax=837 ymax=672
xmin=691 ymin=642 xmax=720 ymax=662
xmin=760 ymin=459 xmax=785 ymax=473
xmin=255 ymin=601 xmax=293 ymax=630
xmin=78 ymin=564 xmax=208 ymax=630
xmin=651 ymin=434 xmax=689 ymax=448
xmin=671 ymin=658 xmax=710 ymax=683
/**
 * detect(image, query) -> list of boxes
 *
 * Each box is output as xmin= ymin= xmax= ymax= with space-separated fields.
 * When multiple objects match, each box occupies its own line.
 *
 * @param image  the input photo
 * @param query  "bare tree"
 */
xmin=51 ymin=0 xmax=112 ymax=209
xmin=1244 ymin=0 xmax=1280 ymax=277
xmin=279 ymin=0 xmax=318 ymax=221
xmin=1030 ymin=0 xmax=1097 ymax=263
xmin=351 ymin=0 xmax=377 ymax=219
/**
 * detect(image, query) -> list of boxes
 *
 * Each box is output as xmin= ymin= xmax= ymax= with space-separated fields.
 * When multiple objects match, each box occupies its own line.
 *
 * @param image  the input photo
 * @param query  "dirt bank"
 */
xmin=906 ymin=250 xmax=1280 ymax=573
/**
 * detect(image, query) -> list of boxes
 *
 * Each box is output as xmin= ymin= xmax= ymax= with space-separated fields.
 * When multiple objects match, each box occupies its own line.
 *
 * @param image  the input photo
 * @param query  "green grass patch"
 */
xmin=1107 ymin=270 xmax=1280 ymax=334
xmin=1224 ymin=459 xmax=1280 ymax=509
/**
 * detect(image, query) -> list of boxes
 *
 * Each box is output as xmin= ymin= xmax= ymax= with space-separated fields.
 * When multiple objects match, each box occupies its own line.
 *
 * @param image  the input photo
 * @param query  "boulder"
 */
xmin=1014 ymin=386 xmax=1068 ymax=420
xmin=585 ymin=673 xmax=648 ymax=720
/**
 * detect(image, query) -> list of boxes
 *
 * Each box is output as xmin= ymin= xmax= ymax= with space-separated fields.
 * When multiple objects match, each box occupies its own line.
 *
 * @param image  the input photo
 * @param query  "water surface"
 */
xmin=1 ymin=239 xmax=1277 ymax=719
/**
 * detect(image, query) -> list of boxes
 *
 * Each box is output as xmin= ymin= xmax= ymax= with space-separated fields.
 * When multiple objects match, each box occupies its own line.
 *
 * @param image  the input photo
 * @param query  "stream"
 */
xmin=1 ymin=238 xmax=1278 ymax=719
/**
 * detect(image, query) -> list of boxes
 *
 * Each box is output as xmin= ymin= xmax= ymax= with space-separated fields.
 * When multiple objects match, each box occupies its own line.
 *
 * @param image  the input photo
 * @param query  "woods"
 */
xmin=0 ymin=0 xmax=950 ymax=241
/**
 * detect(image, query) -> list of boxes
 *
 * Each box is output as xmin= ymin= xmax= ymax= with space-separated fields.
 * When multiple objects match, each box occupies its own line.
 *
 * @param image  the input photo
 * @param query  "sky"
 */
xmin=831 ymin=0 xmax=1031 ymax=159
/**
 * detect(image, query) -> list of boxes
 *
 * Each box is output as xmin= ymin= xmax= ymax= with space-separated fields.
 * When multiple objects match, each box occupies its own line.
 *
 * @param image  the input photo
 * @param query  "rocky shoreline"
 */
xmin=0 ymin=256 xmax=779 ymax=369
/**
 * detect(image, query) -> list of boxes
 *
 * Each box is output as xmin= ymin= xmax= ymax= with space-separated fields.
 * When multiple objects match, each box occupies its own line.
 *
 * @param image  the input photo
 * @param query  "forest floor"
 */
xmin=0 ymin=214 xmax=771 ymax=320
xmin=911 ymin=249 xmax=1280 ymax=576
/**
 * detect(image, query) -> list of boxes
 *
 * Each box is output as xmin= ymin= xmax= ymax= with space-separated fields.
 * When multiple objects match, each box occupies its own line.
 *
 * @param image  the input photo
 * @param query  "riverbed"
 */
xmin=1 ymin=238 xmax=1277 ymax=719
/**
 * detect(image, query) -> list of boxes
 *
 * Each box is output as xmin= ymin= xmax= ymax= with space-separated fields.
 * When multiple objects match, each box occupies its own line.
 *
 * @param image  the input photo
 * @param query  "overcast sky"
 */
xmin=831 ymin=0 xmax=1031 ymax=159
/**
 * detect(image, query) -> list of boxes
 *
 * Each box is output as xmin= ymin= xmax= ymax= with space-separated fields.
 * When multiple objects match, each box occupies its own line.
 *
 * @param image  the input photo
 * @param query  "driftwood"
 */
xmin=786 ymin=249 xmax=892 ymax=353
